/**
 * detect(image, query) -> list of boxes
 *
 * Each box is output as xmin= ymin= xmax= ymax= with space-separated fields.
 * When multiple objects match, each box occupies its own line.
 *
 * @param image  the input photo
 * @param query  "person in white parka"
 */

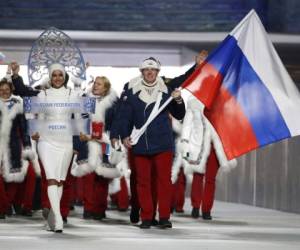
xmin=32 ymin=63 xmax=77 ymax=232
xmin=181 ymin=96 xmax=237 ymax=220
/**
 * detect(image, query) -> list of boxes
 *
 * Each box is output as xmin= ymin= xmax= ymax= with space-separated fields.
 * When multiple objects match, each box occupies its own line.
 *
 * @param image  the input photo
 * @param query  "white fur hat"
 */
xmin=139 ymin=57 xmax=161 ymax=71
xmin=48 ymin=63 xmax=66 ymax=79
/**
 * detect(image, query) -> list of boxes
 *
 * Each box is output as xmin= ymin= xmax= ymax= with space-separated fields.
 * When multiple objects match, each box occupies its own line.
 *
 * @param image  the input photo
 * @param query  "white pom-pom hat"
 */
xmin=139 ymin=57 xmax=161 ymax=71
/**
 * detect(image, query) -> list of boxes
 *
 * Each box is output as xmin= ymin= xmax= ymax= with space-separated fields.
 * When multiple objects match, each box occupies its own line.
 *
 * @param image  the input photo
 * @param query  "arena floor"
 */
xmin=0 ymin=200 xmax=300 ymax=250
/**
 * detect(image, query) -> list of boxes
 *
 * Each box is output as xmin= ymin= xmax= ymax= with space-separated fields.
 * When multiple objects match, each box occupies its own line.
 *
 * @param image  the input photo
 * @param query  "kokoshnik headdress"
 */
xmin=27 ymin=27 xmax=86 ymax=88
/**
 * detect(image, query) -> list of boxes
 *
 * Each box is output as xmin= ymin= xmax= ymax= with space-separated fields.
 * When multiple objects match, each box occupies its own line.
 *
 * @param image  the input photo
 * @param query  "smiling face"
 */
xmin=0 ymin=82 xmax=13 ymax=100
xmin=51 ymin=70 xmax=65 ymax=88
xmin=142 ymin=68 xmax=159 ymax=84
xmin=92 ymin=77 xmax=110 ymax=96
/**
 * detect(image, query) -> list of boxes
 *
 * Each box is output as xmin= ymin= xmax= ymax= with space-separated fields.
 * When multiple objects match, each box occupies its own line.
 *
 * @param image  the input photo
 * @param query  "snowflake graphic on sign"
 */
xmin=84 ymin=97 xmax=96 ymax=113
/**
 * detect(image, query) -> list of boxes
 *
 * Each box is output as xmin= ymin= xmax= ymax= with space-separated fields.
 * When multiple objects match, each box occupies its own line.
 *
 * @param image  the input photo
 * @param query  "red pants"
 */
xmin=60 ymin=170 xmax=74 ymax=218
xmin=82 ymin=173 xmax=96 ymax=212
xmin=73 ymin=177 xmax=84 ymax=205
xmin=128 ymin=149 xmax=139 ymax=210
xmin=134 ymin=151 xmax=173 ymax=221
xmin=93 ymin=176 xmax=110 ymax=214
xmin=82 ymin=173 xmax=110 ymax=214
xmin=112 ymin=177 xmax=129 ymax=210
xmin=5 ymin=182 xmax=21 ymax=209
xmin=129 ymin=149 xmax=158 ymax=218
xmin=0 ymin=176 xmax=8 ymax=213
xmin=4 ymin=163 xmax=36 ymax=211
xmin=171 ymin=167 xmax=186 ymax=211
xmin=190 ymin=148 xmax=219 ymax=213
xmin=15 ymin=163 xmax=36 ymax=210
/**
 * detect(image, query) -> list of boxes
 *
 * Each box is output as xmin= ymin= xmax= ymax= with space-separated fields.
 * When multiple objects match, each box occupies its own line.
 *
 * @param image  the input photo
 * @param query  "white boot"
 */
xmin=57 ymin=185 xmax=65 ymax=224
xmin=58 ymin=185 xmax=63 ymax=200
xmin=47 ymin=185 xmax=63 ymax=232
xmin=46 ymin=209 xmax=55 ymax=231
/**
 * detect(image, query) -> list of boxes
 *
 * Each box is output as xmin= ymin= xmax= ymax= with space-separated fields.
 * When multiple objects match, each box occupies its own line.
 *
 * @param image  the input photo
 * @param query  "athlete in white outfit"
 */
xmin=32 ymin=63 xmax=75 ymax=232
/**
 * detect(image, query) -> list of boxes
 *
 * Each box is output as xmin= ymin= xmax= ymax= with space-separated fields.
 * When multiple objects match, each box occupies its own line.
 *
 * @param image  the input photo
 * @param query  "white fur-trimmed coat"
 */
xmin=71 ymin=89 xmax=123 ymax=178
xmin=0 ymin=96 xmax=35 ymax=182
xmin=180 ymin=97 xmax=237 ymax=175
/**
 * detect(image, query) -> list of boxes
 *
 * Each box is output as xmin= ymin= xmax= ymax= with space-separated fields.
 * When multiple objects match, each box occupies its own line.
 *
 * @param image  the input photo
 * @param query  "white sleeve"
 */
xmin=181 ymin=106 xmax=193 ymax=141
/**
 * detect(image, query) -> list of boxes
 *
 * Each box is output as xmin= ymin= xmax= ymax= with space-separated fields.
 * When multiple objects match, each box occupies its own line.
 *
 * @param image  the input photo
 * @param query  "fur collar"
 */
xmin=90 ymin=90 xmax=118 ymax=122
xmin=128 ymin=76 xmax=168 ymax=105
xmin=3 ymin=95 xmax=23 ymax=119
xmin=129 ymin=76 xmax=168 ymax=94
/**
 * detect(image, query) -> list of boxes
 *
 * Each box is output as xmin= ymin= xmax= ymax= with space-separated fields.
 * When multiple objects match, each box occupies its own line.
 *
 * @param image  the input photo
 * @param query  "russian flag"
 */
xmin=182 ymin=10 xmax=300 ymax=160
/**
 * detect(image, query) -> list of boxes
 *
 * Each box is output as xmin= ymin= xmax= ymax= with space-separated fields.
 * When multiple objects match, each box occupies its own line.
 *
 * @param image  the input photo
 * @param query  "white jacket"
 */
xmin=181 ymin=97 xmax=237 ymax=174
xmin=170 ymin=118 xmax=194 ymax=184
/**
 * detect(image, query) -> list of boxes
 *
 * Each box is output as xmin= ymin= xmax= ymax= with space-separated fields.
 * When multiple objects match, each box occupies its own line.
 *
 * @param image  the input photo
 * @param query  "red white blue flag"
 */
xmin=182 ymin=10 xmax=300 ymax=160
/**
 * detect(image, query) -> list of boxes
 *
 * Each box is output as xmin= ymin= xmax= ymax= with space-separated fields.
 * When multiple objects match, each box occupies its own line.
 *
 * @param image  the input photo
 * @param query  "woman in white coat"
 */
xmin=32 ymin=63 xmax=76 ymax=232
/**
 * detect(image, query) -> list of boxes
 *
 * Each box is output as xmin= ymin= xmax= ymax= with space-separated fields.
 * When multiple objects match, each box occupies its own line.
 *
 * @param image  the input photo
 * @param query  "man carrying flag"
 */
xmin=114 ymin=56 xmax=204 ymax=229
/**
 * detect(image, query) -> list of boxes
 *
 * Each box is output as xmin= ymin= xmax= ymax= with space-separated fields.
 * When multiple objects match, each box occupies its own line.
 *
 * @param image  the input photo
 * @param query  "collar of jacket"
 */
xmin=128 ymin=75 xmax=168 ymax=95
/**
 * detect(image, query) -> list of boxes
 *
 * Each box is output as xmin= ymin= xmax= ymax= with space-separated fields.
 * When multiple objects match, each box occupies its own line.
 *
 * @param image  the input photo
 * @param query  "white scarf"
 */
xmin=128 ymin=76 xmax=168 ymax=105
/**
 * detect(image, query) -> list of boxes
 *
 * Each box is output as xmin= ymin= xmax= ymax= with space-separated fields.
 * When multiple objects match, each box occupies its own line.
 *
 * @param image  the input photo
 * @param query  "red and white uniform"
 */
xmin=181 ymin=97 xmax=237 ymax=215
xmin=0 ymin=97 xmax=35 ymax=215
xmin=71 ymin=89 xmax=127 ymax=217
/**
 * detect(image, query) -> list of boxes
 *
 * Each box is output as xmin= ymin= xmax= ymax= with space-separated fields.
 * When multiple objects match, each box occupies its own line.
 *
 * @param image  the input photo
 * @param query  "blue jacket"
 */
xmin=113 ymin=65 xmax=196 ymax=155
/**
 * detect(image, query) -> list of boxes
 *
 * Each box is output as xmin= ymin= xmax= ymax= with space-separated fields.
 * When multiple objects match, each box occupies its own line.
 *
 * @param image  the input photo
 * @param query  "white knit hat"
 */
xmin=139 ymin=57 xmax=161 ymax=71
xmin=48 ymin=63 xmax=66 ymax=79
